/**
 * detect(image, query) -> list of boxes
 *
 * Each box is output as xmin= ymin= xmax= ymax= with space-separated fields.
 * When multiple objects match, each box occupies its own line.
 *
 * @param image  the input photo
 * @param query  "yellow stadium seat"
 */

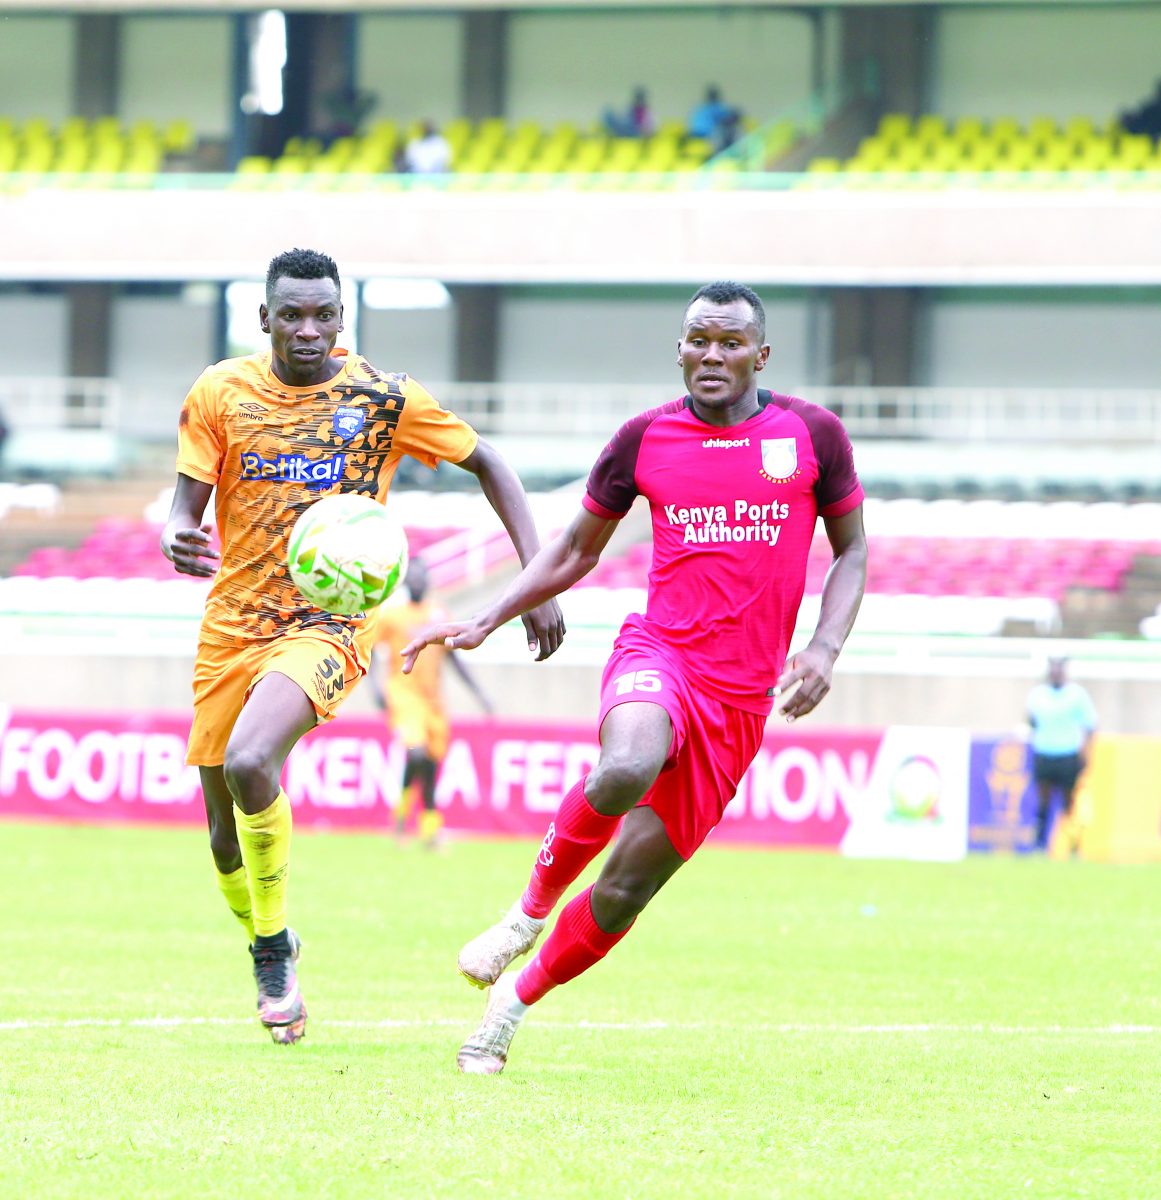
xmin=1027 ymin=116 xmax=1057 ymax=143
xmin=878 ymin=113 xmax=911 ymax=140
xmin=914 ymin=114 xmax=947 ymax=141
xmin=1065 ymin=116 xmax=1094 ymax=142
xmin=163 ymin=119 xmax=194 ymax=153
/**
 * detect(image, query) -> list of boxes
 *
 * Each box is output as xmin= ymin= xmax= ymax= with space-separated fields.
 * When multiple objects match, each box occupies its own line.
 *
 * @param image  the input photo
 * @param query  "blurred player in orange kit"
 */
xmin=160 ymin=247 xmax=564 ymax=1044
xmin=371 ymin=556 xmax=493 ymax=847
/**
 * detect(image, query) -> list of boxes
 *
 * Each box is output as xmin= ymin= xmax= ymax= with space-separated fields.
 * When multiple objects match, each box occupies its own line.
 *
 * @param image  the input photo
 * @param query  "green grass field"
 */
xmin=1 ymin=822 xmax=1157 ymax=1199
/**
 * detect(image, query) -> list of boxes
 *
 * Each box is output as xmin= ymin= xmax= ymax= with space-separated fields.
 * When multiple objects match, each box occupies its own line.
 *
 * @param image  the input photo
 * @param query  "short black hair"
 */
xmin=686 ymin=280 xmax=766 ymax=342
xmin=265 ymin=248 xmax=341 ymax=301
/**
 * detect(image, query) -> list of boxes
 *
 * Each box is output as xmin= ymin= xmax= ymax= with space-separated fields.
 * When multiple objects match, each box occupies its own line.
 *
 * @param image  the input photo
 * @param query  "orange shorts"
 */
xmin=187 ymin=632 xmax=365 ymax=766
xmin=388 ymin=686 xmax=449 ymax=761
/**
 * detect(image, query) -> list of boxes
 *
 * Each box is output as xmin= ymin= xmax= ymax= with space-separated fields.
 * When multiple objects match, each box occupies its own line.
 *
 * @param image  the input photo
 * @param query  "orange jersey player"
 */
xmin=370 ymin=557 xmax=492 ymax=846
xmin=160 ymin=247 xmax=565 ymax=1045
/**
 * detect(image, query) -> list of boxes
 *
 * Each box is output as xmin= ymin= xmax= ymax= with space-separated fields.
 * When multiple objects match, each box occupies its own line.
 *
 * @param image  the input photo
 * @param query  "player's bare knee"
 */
xmin=587 ymin=755 xmax=663 ymax=815
xmin=222 ymin=746 xmax=279 ymax=812
xmin=591 ymin=875 xmax=654 ymax=929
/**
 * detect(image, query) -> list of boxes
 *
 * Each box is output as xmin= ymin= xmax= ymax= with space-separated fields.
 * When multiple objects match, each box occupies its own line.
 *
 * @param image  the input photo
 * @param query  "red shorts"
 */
xmin=598 ymin=630 xmax=767 ymax=859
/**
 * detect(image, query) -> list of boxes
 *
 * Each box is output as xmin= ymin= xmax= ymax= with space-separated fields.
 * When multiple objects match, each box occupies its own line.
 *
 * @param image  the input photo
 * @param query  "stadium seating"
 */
xmin=804 ymin=112 xmax=1161 ymax=184
xmin=237 ymin=116 xmax=772 ymax=187
xmin=0 ymin=116 xmax=194 ymax=175
xmin=570 ymin=499 xmax=1161 ymax=637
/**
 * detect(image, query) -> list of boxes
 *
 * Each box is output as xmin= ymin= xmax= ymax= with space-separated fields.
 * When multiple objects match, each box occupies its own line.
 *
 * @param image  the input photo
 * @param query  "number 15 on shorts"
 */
xmin=613 ymin=669 xmax=662 ymax=695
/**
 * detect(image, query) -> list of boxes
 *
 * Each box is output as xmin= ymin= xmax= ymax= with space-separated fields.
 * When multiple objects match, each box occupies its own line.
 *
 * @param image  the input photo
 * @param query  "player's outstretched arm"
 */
xmin=775 ymin=504 xmax=867 ymax=722
xmin=160 ymin=474 xmax=220 ymax=577
xmin=401 ymin=506 xmax=618 ymax=675
xmin=453 ymin=438 xmax=566 ymax=660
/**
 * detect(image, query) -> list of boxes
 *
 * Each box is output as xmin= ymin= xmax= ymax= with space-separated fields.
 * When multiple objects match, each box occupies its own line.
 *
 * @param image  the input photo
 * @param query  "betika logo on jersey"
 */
xmin=240 ymin=450 xmax=346 ymax=490
xmin=760 ymin=437 xmax=800 ymax=483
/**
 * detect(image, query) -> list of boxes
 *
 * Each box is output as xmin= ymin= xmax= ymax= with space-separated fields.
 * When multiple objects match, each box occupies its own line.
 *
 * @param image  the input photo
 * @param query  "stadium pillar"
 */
xmin=840 ymin=5 xmax=933 ymax=119
xmin=451 ymin=287 xmax=500 ymax=383
xmin=462 ymin=12 xmax=508 ymax=118
xmin=828 ymin=289 xmax=917 ymax=387
xmin=66 ymin=284 xmax=113 ymax=382
xmin=73 ymin=15 xmax=120 ymax=118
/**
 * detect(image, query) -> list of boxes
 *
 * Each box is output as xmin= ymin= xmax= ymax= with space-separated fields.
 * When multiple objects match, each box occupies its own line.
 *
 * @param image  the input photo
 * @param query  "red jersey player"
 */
xmin=402 ymin=281 xmax=868 ymax=1074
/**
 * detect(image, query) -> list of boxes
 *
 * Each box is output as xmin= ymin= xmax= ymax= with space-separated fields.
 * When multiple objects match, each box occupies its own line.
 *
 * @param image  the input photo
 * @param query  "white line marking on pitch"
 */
xmin=0 ymin=1016 xmax=1155 ymax=1035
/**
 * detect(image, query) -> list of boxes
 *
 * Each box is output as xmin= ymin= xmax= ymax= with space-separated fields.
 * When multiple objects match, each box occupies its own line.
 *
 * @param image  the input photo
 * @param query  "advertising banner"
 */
xmin=968 ymin=736 xmax=1038 ymax=854
xmin=0 ymin=708 xmax=969 ymax=859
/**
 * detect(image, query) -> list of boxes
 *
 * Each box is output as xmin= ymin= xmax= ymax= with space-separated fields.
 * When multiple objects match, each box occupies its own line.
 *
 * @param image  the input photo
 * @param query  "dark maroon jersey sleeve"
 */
xmin=584 ymin=400 xmax=682 ymax=518
xmin=791 ymin=398 xmax=864 ymax=515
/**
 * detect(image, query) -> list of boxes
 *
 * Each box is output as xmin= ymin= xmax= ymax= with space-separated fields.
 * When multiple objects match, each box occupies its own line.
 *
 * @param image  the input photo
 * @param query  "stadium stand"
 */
xmin=805 ymin=112 xmax=1161 ymax=183
xmin=5 ymin=487 xmax=1160 ymax=641
xmin=0 ymin=116 xmax=194 ymax=175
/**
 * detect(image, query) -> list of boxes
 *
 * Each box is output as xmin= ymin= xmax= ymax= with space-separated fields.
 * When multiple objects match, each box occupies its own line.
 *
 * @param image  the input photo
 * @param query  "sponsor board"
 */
xmin=968 ymin=736 xmax=1038 ymax=854
xmin=0 ymin=708 xmax=968 ymax=859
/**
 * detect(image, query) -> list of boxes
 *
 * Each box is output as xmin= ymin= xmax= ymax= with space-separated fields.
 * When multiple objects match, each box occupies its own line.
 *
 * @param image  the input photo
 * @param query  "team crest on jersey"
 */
xmin=760 ymin=437 xmax=799 ymax=483
xmin=332 ymin=406 xmax=366 ymax=441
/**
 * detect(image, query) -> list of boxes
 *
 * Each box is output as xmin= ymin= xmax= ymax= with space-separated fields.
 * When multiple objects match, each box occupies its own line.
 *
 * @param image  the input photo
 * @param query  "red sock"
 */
xmin=515 ymin=886 xmax=633 ymax=1005
xmin=520 ymin=777 xmax=621 ymax=919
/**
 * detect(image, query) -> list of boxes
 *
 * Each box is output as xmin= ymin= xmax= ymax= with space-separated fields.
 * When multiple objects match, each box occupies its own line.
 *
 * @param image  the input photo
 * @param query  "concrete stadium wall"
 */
xmin=505 ymin=9 xmax=813 ymax=128
xmin=918 ymin=289 xmax=1161 ymax=389
xmin=119 ymin=16 xmax=233 ymax=138
xmin=496 ymin=288 xmax=817 ymax=387
xmin=357 ymin=14 xmax=463 ymax=127
xmin=1 ymin=295 xmax=69 ymax=378
xmin=2 ymin=652 xmax=1154 ymax=741
xmin=933 ymin=6 xmax=1161 ymax=122
xmin=0 ymin=17 xmax=74 ymax=124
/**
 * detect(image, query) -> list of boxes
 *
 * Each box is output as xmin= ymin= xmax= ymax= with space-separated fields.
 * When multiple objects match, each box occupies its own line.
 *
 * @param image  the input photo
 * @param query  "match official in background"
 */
xmin=370 ymin=556 xmax=493 ymax=848
xmin=160 ymin=247 xmax=563 ymax=1044
xmin=1026 ymin=655 xmax=1097 ymax=854
xmin=404 ymin=281 xmax=867 ymax=1074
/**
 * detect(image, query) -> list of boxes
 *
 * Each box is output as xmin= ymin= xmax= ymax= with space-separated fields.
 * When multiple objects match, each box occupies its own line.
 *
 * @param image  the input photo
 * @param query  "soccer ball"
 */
xmin=287 ymin=493 xmax=409 ymax=615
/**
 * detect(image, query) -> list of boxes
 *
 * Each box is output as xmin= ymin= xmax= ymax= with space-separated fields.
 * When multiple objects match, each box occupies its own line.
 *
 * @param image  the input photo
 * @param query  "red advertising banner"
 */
xmin=0 ymin=709 xmax=967 ymax=857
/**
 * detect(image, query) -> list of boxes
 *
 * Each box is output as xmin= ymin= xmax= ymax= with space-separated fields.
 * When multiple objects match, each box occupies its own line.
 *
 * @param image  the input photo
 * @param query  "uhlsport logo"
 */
xmin=760 ymin=437 xmax=799 ymax=483
xmin=537 ymin=822 xmax=556 ymax=867
xmin=333 ymin=406 xmax=366 ymax=441
xmin=702 ymin=436 xmax=750 ymax=449
xmin=240 ymin=451 xmax=346 ymax=490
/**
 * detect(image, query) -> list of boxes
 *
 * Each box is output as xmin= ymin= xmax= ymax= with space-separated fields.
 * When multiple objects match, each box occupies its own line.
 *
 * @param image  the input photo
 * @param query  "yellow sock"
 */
xmin=396 ymin=784 xmax=417 ymax=832
xmin=214 ymin=864 xmax=255 ymax=941
xmin=234 ymin=790 xmax=292 ymax=938
xmin=419 ymin=807 xmax=443 ymax=844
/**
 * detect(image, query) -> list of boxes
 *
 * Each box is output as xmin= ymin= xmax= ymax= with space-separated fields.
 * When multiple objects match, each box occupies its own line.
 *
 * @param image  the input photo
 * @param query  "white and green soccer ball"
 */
xmin=287 ymin=493 xmax=409 ymax=615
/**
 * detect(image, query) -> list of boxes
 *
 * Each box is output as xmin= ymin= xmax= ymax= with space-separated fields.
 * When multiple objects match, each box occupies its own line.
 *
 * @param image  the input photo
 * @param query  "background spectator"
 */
xmin=602 ymin=87 xmax=655 ymax=138
xmin=687 ymin=85 xmax=742 ymax=153
xmin=1119 ymin=79 xmax=1161 ymax=138
xmin=399 ymin=120 xmax=452 ymax=174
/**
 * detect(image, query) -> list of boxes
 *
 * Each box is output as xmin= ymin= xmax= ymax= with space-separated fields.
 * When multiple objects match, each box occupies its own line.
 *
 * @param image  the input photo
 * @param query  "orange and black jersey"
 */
xmin=176 ymin=348 xmax=477 ymax=652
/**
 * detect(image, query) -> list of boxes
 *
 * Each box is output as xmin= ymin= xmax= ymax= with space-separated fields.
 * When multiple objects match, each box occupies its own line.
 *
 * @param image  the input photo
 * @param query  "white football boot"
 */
xmin=457 ymin=903 xmax=545 ymax=988
xmin=456 ymin=972 xmax=526 ymax=1075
